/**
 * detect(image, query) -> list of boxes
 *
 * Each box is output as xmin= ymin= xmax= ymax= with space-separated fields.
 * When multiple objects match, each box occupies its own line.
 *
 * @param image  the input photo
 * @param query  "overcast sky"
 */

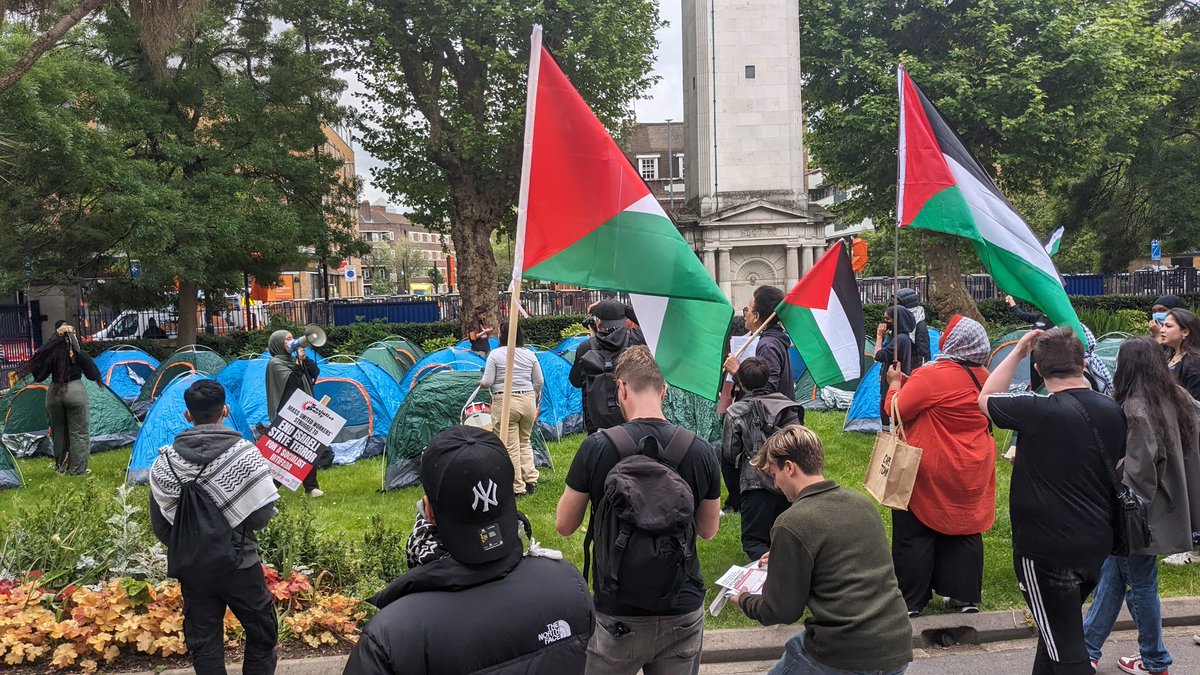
xmin=349 ymin=1 xmax=684 ymax=204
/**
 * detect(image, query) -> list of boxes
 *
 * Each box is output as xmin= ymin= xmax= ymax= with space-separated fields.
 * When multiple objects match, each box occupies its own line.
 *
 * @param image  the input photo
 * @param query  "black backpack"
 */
xmin=583 ymin=426 xmax=696 ymax=613
xmin=164 ymin=455 xmax=239 ymax=584
xmin=745 ymin=399 xmax=805 ymax=494
xmin=578 ymin=335 xmax=631 ymax=430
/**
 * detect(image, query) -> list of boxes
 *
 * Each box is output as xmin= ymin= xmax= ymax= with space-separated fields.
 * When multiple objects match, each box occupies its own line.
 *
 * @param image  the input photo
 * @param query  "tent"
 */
xmin=312 ymin=357 xmax=404 ymax=464
xmin=553 ymin=335 xmax=589 ymax=363
xmin=136 ymin=346 xmax=228 ymax=406
xmin=95 ymin=346 xmax=160 ymax=401
xmin=534 ymin=350 xmax=583 ymax=440
xmin=0 ymin=443 xmax=19 ymax=489
xmin=1091 ymin=332 xmax=1130 ymax=378
xmin=455 ymin=337 xmax=500 ymax=351
xmin=397 ymin=348 xmax=487 ymax=403
xmin=383 ymin=370 xmax=552 ymax=490
xmin=794 ymin=338 xmax=877 ymax=411
xmin=360 ymin=339 xmax=423 ymax=382
xmin=126 ymin=373 xmax=254 ymax=484
xmin=843 ymin=328 xmax=944 ymax=433
xmin=382 ymin=335 xmax=426 ymax=365
xmin=987 ymin=329 xmax=1032 ymax=392
xmin=664 ymin=385 xmax=722 ymax=444
xmin=788 ymin=344 xmax=806 ymax=382
xmin=0 ymin=377 xmax=140 ymax=458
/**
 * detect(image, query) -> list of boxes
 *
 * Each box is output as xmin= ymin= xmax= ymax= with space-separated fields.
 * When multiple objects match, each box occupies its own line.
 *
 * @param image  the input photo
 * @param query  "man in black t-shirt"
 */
xmin=980 ymin=327 xmax=1125 ymax=675
xmin=556 ymin=346 xmax=721 ymax=675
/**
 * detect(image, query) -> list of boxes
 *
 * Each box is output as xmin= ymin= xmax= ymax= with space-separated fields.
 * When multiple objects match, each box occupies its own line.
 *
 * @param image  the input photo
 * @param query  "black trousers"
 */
xmin=720 ymin=455 xmax=741 ymax=511
xmin=1013 ymin=554 xmax=1102 ymax=675
xmin=181 ymin=564 xmax=278 ymax=675
xmin=740 ymin=489 xmax=792 ymax=561
xmin=302 ymin=446 xmax=334 ymax=492
xmin=891 ymin=508 xmax=984 ymax=613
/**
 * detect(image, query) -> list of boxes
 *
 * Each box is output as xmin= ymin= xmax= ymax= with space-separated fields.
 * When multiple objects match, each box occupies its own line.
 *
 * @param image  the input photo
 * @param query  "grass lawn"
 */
xmin=5 ymin=410 xmax=1200 ymax=630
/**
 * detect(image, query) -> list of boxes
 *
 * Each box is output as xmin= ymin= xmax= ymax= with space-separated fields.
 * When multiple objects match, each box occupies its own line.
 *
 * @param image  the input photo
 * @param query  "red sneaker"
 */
xmin=1117 ymin=654 xmax=1168 ymax=675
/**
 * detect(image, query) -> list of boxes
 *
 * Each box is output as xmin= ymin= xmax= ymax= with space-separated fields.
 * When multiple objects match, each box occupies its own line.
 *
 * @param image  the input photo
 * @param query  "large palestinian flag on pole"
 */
xmin=512 ymin=27 xmax=733 ymax=398
xmin=896 ymin=67 xmax=1083 ymax=339
xmin=775 ymin=244 xmax=865 ymax=386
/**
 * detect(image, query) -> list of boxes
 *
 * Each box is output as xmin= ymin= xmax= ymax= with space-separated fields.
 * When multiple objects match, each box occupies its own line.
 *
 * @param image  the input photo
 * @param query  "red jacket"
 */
xmin=884 ymin=361 xmax=996 ymax=535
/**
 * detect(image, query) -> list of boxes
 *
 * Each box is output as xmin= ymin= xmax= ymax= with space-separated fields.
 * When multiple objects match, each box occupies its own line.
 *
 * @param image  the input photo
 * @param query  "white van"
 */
xmin=89 ymin=309 xmax=178 ymax=342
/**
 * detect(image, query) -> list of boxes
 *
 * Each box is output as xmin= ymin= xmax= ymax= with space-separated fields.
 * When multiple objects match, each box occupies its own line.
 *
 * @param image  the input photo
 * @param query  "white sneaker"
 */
xmin=1162 ymin=550 xmax=1200 ymax=566
xmin=307 ymin=488 xmax=325 ymax=498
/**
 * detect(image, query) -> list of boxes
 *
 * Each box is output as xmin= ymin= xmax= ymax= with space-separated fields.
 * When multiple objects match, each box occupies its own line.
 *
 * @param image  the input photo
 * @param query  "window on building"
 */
xmin=745 ymin=65 xmax=756 ymax=79
xmin=363 ymin=267 xmax=373 ymax=280
xmin=385 ymin=232 xmax=394 ymax=241
xmin=638 ymin=156 xmax=658 ymax=180
xmin=676 ymin=154 xmax=685 ymax=180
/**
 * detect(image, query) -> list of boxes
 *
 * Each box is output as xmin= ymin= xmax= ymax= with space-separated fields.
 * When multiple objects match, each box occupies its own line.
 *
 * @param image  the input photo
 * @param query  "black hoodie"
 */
xmin=569 ymin=326 xmax=645 ymax=433
xmin=875 ymin=307 xmax=916 ymax=421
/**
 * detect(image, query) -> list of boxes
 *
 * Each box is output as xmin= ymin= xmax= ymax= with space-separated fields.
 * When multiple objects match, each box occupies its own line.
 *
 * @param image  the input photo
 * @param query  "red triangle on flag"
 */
xmin=898 ymin=68 xmax=957 ymax=227
xmin=522 ymin=47 xmax=651 ymax=271
xmin=782 ymin=245 xmax=841 ymax=310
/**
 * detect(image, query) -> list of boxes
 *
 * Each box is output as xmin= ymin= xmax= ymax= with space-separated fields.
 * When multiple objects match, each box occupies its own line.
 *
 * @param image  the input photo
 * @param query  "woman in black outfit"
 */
xmin=16 ymin=321 xmax=101 ymax=474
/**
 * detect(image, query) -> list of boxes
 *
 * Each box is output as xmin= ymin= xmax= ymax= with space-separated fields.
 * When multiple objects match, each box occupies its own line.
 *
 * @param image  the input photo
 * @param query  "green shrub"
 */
xmin=559 ymin=323 xmax=588 ymax=340
xmin=421 ymin=335 xmax=459 ymax=353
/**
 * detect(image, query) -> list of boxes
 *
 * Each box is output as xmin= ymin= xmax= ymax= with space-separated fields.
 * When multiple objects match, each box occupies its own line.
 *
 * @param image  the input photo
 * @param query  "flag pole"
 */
xmin=499 ymin=25 xmax=543 ymax=447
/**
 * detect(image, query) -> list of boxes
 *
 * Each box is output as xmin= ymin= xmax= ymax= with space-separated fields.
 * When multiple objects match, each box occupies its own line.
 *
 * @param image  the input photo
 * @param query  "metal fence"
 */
xmin=857 ymin=269 xmax=1200 ymax=304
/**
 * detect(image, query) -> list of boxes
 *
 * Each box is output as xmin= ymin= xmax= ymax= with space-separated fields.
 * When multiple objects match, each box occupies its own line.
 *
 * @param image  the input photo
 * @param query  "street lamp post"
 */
xmin=665 ymin=118 xmax=675 ymax=211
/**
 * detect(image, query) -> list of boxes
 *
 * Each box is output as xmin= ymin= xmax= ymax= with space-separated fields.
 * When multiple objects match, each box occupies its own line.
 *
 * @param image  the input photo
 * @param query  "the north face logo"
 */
xmin=538 ymin=619 xmax=571 ymax=645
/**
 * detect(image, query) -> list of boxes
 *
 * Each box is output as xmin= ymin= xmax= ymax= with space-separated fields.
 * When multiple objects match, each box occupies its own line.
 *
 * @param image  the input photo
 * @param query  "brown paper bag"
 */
xmin=864 ymin=395 xmax=923 ymax=510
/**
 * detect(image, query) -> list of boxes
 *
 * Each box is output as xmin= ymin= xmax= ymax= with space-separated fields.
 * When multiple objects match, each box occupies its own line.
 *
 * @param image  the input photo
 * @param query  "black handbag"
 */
xmin=1062 ymin=392 xmax=1152 ymax=555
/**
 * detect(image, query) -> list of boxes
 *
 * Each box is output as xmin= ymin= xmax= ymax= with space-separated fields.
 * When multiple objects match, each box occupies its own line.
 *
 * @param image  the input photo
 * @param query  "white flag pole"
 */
xmin=499 ymin=25 xmax=542 ymax=447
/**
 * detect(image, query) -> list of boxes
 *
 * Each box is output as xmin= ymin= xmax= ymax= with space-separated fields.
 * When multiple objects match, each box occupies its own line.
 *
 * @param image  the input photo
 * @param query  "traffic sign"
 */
xmin=1151 ymin=240 xmax=1162 ymax=261
xmin=344 ymin=266 xmax=357 ymax=281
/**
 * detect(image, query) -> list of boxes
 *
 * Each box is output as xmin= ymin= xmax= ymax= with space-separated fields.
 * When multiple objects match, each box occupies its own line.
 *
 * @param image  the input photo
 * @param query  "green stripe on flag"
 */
xmin=652 ymin=297 xmax=732 ymax=399
xmin=526 ymin=210 xmax=728 ymax=305
xmin=779 ymin=306 xmax=843 ymax=386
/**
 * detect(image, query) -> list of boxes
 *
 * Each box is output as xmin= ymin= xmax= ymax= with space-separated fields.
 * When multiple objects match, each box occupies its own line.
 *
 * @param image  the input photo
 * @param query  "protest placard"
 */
xmin=255 ymin=390 xmax=347 ymax=491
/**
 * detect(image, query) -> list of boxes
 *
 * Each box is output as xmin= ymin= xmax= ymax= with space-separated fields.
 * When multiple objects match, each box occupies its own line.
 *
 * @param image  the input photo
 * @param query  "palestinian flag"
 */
xmin=512 ymin=27 xmax=733 ymax=398
xmin=1044 ymin=226 xmax=1064 ymax=257
xmin=775 ymin=244 xmax=865 ymax=386
xmin=896 ymin=67 xmax=1083 ymax=339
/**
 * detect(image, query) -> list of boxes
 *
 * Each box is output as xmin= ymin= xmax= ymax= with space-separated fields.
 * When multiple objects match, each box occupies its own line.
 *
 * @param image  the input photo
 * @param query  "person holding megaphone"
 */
xmin=266 ymin=326 xmax=329 ymax=497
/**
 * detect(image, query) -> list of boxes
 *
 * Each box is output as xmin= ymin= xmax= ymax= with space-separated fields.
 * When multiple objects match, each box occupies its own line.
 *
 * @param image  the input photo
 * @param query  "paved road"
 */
xmin=700 ymin=626 xmax=1200 ymax=674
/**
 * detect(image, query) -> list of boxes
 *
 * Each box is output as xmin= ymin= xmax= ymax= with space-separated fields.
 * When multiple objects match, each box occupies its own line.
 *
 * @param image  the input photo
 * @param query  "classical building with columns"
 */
xmin=677 ymin=0 xmax=829 ymax=309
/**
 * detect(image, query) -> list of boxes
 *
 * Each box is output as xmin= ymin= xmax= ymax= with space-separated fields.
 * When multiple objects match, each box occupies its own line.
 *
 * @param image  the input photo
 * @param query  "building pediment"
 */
xmin=705 ymin=199 xmax=813 ymax=225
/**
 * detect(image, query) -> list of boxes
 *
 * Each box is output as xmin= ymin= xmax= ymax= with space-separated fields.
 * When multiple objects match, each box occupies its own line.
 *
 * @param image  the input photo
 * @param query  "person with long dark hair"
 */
xmin=1157 ymin=308 xmax=1200 ymax=402
xmin=16 ymin=321 xmax=101 ymax=474
xmin=1082 ymin=337 xmax=1200 ymax=675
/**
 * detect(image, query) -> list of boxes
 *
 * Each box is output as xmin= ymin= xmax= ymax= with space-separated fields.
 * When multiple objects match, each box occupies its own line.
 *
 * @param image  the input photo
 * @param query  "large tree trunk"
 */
xmin=448 ymin=189 xmax=500 ymax=336
xmin=177 ymin=279 xmax=199 ymax=346
xmin=921 ymin=231 xmax=983 ymax=322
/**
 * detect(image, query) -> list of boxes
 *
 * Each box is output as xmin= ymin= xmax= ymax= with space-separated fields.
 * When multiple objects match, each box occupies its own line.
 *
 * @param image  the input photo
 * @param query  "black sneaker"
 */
xmin=942 ymin=596 xmax=979 ymax=613
xmin=525 ymin=482 xmax=538 ymax=494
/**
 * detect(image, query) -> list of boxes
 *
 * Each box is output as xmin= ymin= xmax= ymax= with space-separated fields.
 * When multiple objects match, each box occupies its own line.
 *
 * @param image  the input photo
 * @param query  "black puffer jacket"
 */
xmin=345 ymin=555 xmax=594 ymax=674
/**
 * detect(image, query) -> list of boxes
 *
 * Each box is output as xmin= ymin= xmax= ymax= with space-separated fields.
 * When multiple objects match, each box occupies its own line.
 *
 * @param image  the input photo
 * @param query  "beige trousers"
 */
xmin=496 ymin=391 xmax=539 ymax=493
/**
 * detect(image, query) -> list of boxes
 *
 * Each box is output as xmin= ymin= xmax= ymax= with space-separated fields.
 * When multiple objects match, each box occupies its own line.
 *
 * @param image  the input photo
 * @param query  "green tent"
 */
xmin=382 ymin=335 xmax=425 ymax=365
xmin=0 ymin=377 xmax=141 ymax=459
xmin=663 ymin=385 xmax=721 ymax=444
xmin=0 ymin=442 xmax=19 ymax=489
xmin=382 ymin=370 xmax=551 ymax=490
xmin=136 ymin=345 xmax=228 ymax=405
xmin=360 ymin=340 xmax=423 ymax=382
xmin=1092 ymin=332 xmax=1130 ymax=378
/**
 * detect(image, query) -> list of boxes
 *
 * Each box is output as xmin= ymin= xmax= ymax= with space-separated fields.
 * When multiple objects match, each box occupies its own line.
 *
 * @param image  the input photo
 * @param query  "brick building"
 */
xmin=618 ymin=121 xmax=686 ymax=213
xmin=357 ymin=200 xmax=456 ymax=296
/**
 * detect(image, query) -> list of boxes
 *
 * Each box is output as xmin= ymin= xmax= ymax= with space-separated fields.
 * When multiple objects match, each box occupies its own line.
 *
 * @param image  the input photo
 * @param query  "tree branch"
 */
xmin=0 ymin=0 xmax=111 ymax=94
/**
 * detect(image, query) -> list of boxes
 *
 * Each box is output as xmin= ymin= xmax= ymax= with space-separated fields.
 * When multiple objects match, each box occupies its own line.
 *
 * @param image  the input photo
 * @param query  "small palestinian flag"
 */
xmin=775 ymin=244 xmax=865 ymax=387
xmin=896 ymin=67 xmax=1083 ymax=339
xmin=1044 ymin=226 xmax=1064 ymax=257
xmin=512 ymin=27 xmax=733 ymax=398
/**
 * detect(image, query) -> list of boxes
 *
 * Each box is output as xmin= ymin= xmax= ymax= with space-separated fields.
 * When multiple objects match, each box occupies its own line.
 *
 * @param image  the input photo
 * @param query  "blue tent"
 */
xmin=843 ymin=328 xmax=943 ymax=434
xmin=397 ymin=348 xmax=486 ymax=402
xmin=788 ymin=344 xmax=806 ymax=382
xmin=553 ymin=335 xmax=589 ymax=363
xmin=313 ymin=359 xmax=404 ymax=464
xmin=455 ymin=337 xmax=500 ymax=351
xmin=534 ymin=351 xmax=583 ymax=440
xmin=258 ymin=349 xmax=327 ymax=365
xmin=126 ymin=373 xmax=254 ymax=484
xmin=95 ymin=347 xmax=160 ymax=402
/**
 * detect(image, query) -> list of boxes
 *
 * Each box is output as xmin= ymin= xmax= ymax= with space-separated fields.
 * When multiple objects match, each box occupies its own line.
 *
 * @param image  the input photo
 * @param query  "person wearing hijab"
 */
xmin=883 ymin=315 xmax=995 ymax=616
xmin=16 ymin=321 xmax=101 ymax=475
xmin=875 ymin=306 xmax=916 ymax=424
xmin=265 ymin=329 xmax=326 ymax=497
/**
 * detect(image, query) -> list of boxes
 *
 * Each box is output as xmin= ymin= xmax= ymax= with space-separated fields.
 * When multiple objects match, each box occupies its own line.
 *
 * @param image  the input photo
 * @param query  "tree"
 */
xmin=324 ymin=0 xmax=662 ymax=334
xmin=0 ymin=0 xmax=367 ymax=343
xmin=365 ymin=243 xmax=397 ymax=295
xmin=427 ymin=266 xmax=443 ymax=295
xmin=799 ymin=0 xmax=1180 ymax=317
xmin=392 ymin=236 xmax=426 ymax=294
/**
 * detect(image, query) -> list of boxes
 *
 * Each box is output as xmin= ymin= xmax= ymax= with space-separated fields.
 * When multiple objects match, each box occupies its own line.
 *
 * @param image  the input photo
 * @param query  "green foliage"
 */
xmin=559 ymin=323 xmax=588 ymax=339
xmin=420 ymin=335 xmax=459 ymax=353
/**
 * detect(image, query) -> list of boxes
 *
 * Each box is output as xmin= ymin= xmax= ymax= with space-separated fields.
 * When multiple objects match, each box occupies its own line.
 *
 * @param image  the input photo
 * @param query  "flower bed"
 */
xmin=0 ymin=567 xmax=368 ymax=671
